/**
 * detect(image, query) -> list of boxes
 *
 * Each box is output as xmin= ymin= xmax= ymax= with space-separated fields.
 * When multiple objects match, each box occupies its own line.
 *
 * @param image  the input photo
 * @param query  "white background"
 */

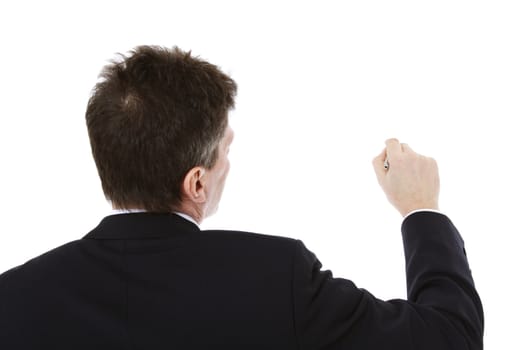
xmin=0 ymin=1 xmax=523 ymax=348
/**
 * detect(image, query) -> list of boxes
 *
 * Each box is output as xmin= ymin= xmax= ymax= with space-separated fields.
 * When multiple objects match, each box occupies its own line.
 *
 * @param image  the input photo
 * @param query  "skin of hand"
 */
xmin=372 ymin=138 xmax=440 ymax=217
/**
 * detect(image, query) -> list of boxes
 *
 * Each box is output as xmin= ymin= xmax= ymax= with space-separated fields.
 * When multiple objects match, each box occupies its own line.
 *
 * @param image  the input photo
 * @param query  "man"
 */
xmin=0 ymin=46 xmax=483 ymax=349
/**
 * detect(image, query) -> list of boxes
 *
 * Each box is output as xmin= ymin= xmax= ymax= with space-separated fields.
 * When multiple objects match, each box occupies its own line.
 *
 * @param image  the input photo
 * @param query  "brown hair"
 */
xmin=86 ymin=46 xmax=237 ymax=212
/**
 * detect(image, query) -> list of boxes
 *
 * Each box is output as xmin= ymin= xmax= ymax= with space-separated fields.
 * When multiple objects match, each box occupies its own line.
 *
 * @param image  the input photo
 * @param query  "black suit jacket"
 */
xmin=0 ymin=212 xmax=483 ymax=349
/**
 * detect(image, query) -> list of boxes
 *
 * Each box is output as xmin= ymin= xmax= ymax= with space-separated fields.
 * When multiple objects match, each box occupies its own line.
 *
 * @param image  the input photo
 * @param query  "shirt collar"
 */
xmin=110 ymin=208 xmax=199 ymax=227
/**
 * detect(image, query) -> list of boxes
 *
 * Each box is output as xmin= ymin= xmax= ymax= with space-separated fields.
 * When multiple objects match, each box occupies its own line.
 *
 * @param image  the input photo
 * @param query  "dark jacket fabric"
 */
xmin=0 ymin=211 xmax=483 ymax=349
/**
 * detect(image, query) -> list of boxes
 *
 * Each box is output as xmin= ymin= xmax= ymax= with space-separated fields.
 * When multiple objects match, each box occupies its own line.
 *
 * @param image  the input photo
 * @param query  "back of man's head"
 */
xmin=86 ymin=46 xmax=237 ymax=212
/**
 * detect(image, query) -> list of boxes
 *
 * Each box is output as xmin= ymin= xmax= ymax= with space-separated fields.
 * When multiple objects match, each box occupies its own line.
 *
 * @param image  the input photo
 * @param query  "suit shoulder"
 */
xmin=200 ymin=229 xmax=299 ymax=256
xmin=202 ymin=229 xmax=297 ymax=245
xmin=0 ymin=240 xmax=84 ymax=285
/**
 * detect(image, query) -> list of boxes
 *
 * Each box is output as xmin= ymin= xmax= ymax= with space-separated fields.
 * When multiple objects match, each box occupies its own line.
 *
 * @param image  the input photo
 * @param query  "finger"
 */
xmin=385 ymin=138 xmax=402 ymax=156
xmin=372 ymin=147 xmax=388 ymax=176
xmin=372 ymin=147 xmax=387 ymax=166
xmin=400 ymin=143 xmax=414 ymax=153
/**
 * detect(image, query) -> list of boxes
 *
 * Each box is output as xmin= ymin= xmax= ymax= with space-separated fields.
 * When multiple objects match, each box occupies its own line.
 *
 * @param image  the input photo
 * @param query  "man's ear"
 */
xmin=181 ymin=167 xmax=206 ymax=204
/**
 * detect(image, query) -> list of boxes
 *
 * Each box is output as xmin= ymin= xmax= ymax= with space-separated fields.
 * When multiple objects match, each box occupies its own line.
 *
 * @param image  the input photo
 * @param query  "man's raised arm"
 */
xmin=292 ymin=139 xmax=483 ymax=349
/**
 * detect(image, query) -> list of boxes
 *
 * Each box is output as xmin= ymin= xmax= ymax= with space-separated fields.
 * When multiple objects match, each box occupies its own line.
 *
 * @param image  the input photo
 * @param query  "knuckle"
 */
xmin=385 ymin=138 xmax=399 ymax=144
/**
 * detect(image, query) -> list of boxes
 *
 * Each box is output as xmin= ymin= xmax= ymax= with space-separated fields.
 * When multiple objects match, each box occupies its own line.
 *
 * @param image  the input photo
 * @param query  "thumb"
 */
xmin=372 ymin=147 xmax=388 ymax=181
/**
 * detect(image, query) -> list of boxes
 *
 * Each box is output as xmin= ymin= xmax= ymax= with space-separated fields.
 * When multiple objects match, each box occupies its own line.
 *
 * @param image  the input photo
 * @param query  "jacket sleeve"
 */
xmin=292 ymin=212 xmax=484 ymax=349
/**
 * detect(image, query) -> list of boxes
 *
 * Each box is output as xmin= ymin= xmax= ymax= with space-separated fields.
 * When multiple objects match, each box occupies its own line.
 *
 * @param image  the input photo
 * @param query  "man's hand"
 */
xmin=372 ymin=138 xmax=440 ymax=217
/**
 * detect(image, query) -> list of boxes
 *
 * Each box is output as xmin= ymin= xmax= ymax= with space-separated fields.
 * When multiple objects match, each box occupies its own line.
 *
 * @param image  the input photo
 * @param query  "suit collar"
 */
xmin=83 ymin=212 xmax=200 ymax=240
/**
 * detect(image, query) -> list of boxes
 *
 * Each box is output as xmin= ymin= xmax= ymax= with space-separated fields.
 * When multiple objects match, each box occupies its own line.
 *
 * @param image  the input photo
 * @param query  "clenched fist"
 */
xmin=373 ymin=138 xmax=440 ymax=217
